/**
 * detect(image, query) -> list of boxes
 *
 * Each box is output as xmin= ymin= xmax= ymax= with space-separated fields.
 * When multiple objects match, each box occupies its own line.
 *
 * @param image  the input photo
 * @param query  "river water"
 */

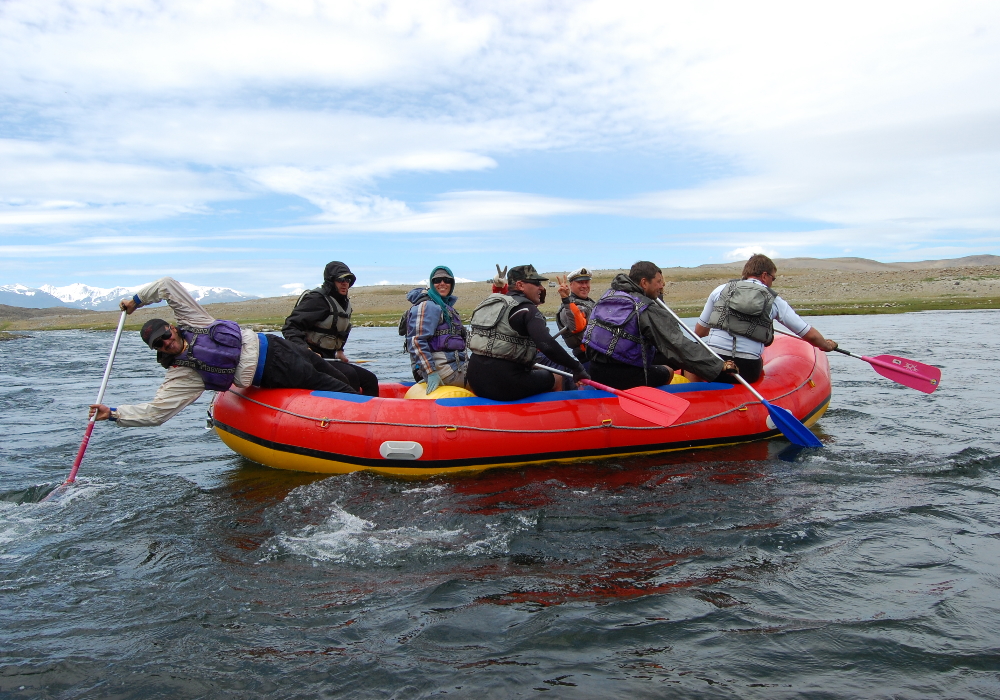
xmin=1 ymin=310 xmax=998 ymax=699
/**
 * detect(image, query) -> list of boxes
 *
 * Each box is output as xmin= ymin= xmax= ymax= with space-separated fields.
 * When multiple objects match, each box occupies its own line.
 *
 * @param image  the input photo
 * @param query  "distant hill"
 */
xmin=692 ymin=255 xmax=1000 ymax=272
xmin=0 ymin=285 xmax=68 ymax=309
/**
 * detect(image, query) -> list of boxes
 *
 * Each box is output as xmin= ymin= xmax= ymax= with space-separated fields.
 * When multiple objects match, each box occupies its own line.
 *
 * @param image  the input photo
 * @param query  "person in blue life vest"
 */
xmin=402 ymin=265 xmax=469 ymax=393
xmin=584 ymin=261 xmax=738 ymax=390
xmin=467 ymin=264 xmax=590 ymax=401
xmin=691 ymin=253 xmax=837 ymax=383
xmin=88 ymin=277 xmax=357 ymax=427
xmin=281 ymin=261 xmax=379 ymax=396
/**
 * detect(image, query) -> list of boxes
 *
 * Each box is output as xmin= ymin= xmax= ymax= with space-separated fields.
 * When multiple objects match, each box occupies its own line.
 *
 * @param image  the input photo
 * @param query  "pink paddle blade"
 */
xmin=580 ymin=380 xmax=690 ymax=427
xmin=617 ymin=386 xmax=691 ymax=427
xmin=864 ymin=354 xmax=942 ymax=394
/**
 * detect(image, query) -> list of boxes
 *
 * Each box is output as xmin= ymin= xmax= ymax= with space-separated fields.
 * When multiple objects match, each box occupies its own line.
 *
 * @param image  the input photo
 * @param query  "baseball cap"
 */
xmin=140 ymin=319 xmax=172 ymax=349
xmin=507 ymin=264 xmax=549 ymax=284
xmin=567 ymin=267 xmax=592 ymax=282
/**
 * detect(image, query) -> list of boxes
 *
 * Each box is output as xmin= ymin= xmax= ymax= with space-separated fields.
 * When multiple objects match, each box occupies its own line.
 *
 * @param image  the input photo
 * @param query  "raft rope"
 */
xmin=224 ymin=350 xmax=820 ymax=435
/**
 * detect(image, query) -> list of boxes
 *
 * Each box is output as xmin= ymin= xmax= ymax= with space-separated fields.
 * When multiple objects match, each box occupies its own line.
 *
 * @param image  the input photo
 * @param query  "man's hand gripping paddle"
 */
xmin=654 ymin=299 xmax=822 ymax=448
xmin=774 ymin=329 xmax=941 ymax=394
xmin=534 ymin=364 xmax=690 ymax=428
xmin=43 ymin=310 xmax=128 ymax=501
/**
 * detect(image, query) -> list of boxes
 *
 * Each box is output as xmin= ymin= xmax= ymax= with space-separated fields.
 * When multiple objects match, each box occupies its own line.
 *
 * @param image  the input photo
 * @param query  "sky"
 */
xmin=2 ymin=1 xmax=999 ymax=296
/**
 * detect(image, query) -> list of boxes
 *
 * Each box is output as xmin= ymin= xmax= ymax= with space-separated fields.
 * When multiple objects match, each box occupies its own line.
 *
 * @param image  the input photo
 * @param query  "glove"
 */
xmin=491 ymin=264 xmax=508 ymax=294
xmin=491 ymin=264 xmax=508 ymax=288
xmin=572 ymin=367 xmax=591 ymax=383
xmin=425 ymin=371 xmax=443 ymax=394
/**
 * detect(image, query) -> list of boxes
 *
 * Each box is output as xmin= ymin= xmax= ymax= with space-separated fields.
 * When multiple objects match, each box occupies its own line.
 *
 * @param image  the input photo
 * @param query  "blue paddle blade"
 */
xmin=763 ymin=400 xmax=823 ymax=448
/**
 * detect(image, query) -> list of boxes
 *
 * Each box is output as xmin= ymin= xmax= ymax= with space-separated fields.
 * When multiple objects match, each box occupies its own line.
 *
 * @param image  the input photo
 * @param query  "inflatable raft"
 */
xmin=210 ymin=335 xmax=831 ymax=476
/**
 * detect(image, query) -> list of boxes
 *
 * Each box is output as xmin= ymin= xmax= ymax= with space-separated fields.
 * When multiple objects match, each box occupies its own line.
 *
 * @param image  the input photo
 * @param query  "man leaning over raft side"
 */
xmin=467 ymin=264 xmax=590 ymax=402
xmin=89 ymin=277 xmax=357 ymax=427
xmin=691 ymin=253 xmax=837 ymax=383
xmin=584 ymin=261 xmax=738 ymax=390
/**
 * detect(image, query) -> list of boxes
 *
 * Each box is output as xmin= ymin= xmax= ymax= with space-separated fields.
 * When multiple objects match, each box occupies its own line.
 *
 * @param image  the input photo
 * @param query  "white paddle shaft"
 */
xmin=653 ymin=298 xmax=768 ymax=403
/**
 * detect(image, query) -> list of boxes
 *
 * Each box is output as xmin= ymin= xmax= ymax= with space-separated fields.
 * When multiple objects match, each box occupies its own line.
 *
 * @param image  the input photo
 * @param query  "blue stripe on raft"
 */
xmin=310 ymin=391 xmax=377 ymax=403
xmin=662 ymin=382 xmax=736 ymax=394
xmin=435 ymin=382 xmax=735 ymax=407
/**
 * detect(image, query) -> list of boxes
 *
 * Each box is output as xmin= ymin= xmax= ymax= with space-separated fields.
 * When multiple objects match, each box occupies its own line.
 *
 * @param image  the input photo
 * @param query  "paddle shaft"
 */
xmin=65 ymin=310 xmax=128 ymax=485
xmin=651 ymin=299 xmax=768 ymax=403
xmin=774 ymin=328 xmax=930 ymax=380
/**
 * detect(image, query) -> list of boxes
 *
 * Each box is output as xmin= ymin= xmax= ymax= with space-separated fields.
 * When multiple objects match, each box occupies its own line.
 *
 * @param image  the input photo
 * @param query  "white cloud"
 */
xmin=1 ymin=0 xmax=999 ymax=286
xmin=725 ymin=246 xmax=779 ymax=261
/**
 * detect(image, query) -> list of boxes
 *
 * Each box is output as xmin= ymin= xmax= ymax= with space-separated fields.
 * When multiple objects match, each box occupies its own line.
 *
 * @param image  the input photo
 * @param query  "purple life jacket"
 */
xmin=172 ymin=320 xmax=244 ymax=391
xmin=428 ymin=306 xmax=467 ymax=352
xmin=583 ymin=289 xmax=655 ymax=367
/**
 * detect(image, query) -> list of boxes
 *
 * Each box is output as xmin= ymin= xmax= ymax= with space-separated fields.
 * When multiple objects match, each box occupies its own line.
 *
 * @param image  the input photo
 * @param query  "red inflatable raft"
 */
xmin=210 ymin=335 xmax=831 ymax=476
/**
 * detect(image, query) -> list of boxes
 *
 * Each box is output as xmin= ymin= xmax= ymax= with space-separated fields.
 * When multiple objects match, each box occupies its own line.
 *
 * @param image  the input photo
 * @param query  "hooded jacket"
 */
xmin=403 ymin=287 xmax=468 ymax=379
xmin=589 ymin=274 xmax=724 ymax=381
xmin=282 ymin=262 xmax=355 ymax=357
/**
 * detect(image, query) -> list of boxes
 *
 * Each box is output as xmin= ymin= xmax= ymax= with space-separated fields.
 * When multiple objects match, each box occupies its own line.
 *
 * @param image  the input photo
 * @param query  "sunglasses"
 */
xmin=431 ymin=277 xmax=455 ymax=285
xmin=520 ymin=279 xmax=543 ymax=287
xmin=152 ymin=332 xmax=172 ymax=350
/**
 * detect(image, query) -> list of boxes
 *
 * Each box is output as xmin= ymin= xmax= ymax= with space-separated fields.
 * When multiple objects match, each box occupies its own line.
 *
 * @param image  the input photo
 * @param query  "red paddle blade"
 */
xmin=617 ymin=386 xmax=690 ymax=427
xmin=865 ymin=354 xmax=942 ymax=394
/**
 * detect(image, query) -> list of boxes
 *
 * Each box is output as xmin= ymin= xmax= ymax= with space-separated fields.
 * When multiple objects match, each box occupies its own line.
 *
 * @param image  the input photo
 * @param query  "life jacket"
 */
xmin=583 ymin=289 xmax=656 ymax=368
xmin=170 ymin=320 xmax=243 ymax=391
xmin=298 ymin=288 xmax=352 ymax=351
xmin=556 ymin=294 xmax=596 ymax=351
xmin=706 ymin=279 xmax=777 ymax=347
xmin=468 ymin=294 xmax=537 ymax=365
xmin=398 ymin=297 xmax=467 ymax=352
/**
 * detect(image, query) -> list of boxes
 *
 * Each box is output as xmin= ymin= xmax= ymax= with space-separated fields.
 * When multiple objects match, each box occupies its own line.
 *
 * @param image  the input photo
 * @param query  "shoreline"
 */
xmin=3 ymin=258 xmax=999 ymax=332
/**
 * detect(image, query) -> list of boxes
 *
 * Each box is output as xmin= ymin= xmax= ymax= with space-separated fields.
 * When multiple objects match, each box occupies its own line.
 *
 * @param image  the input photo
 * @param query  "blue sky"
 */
xmin=2 ymin=1 xmax=999 ymax=296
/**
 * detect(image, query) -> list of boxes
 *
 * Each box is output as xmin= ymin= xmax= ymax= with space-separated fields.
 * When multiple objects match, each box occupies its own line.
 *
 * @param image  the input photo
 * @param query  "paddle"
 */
xmin=534 ymin=364 xmax=690 ymax=428
xmin=43 ymin=310 xmax=128 ymax=501
xmin=774 ymin=328 xmax=941 ymax=394
xmin=653 ymin=299 xmax=822 ymax=448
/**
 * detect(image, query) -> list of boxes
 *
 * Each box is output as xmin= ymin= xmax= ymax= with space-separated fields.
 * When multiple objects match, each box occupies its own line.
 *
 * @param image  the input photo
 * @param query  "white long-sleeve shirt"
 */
xmin=114 ymin=277 xmax=259 ymax=427
xmin=698 ymin=278 xmax=811 ymax=359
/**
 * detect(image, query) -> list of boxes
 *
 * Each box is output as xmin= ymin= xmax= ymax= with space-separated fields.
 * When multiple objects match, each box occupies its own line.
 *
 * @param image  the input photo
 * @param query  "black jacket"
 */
xmin=282 ymin=262 xmax=355 ymax=357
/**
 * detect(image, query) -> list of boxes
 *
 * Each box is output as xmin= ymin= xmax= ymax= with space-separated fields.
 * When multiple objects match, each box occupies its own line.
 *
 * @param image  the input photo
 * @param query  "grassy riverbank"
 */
xmin=3 ymin=256 xmax=999 ymax=331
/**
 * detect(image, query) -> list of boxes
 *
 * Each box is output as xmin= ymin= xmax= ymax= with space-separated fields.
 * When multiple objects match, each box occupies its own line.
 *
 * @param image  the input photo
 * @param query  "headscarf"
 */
xmin=426 ymin=265 xmax=455 ymax=315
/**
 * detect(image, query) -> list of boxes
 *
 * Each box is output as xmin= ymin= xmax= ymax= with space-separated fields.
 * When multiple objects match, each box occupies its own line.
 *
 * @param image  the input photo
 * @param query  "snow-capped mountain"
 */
xmin=0 ymin=284 xmax=68 ymax=309
xmin=1 ymin=282 xmax=257 ymax=310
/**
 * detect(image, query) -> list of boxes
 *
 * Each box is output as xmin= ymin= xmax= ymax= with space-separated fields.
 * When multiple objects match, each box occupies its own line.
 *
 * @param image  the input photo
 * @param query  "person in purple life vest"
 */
xmin=583 ymin=261 xmax=738 ymax=390
xmin=88 ymin=277 xmax=356 ymax=427
xmin=402 ymin=265 xmax=469 ymax=393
